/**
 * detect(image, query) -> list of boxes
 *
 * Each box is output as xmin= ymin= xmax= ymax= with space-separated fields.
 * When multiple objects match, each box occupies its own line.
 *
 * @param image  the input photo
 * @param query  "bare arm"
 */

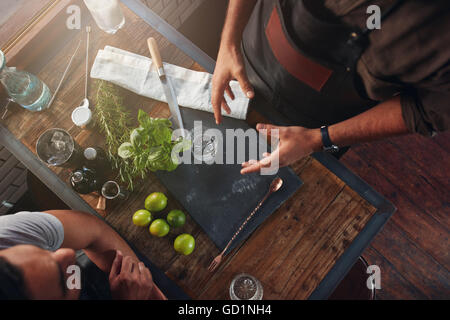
xmin=220 ymin=0 xmax=257 ymax=47
xmin=327 ymin=96 xmax=408 ymax=147
xmin=44 ymin=210 xmax=137 ymax=274
xmin=241 ymin=96 xmax=409 ymax=173
xmin=212 ymin=0 xmax=257 ymax=124
xmin=44 ymin=210 xmax=167 ymax=300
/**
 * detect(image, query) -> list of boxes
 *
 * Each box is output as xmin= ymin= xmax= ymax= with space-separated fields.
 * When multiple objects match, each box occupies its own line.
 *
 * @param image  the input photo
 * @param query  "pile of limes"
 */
xmin=132 ymin=192 xmax=195 ymax=256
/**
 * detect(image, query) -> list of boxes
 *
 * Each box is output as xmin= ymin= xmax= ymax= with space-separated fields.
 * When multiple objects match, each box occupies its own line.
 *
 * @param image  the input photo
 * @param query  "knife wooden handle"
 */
xmin=147 ymin=37 xmax=164 ymax=75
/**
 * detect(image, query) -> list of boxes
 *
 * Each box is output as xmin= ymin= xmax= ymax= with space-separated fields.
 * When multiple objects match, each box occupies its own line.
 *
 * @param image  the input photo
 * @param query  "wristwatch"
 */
xmin=320 ymin=126 xmax=339 ymax=153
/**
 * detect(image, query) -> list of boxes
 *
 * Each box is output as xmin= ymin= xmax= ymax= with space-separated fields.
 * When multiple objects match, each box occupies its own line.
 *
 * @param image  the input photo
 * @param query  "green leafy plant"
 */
xmin=118 ymin=110 xmax=191 ymax=176
xmin=93 ymin=80 xmax=191 ymax=191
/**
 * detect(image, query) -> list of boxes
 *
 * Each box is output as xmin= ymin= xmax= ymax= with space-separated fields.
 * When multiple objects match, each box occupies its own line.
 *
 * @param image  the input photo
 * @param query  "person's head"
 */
xmin=0 ymin=245 xmax=79 ymax=300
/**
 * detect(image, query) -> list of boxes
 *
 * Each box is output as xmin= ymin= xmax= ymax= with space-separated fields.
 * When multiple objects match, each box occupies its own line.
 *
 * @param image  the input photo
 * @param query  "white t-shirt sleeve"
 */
xmin=0 ymin=211 xmax=64 ymax=251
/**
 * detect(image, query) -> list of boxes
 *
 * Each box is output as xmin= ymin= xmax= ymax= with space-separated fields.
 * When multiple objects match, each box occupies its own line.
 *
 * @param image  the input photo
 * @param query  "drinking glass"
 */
xmin=101 ymin=181 xmax=129 ymax=200
xmin=83 ymin=0 xmax=125 ymax=34
xmin=36 ymin=128 xmax=81 ymax=167
xmin=190 ymin=129 xmax=219 ymax=163
xmin=229 ymin=273 xmax=264 ymax=300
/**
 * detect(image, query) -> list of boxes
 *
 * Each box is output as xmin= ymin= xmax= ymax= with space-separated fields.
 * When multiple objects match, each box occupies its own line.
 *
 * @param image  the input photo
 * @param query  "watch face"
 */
xmin=324 ymin=145 xmax=340 ymax=153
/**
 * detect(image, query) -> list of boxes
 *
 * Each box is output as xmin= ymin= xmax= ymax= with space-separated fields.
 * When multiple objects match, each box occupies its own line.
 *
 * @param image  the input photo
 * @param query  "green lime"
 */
xmin=174 ymin=234 xmax=195 ymax=255
xmin=132 ymin=209 xmax=152 ymax=227
xmin=145 ymin=192 xmax=168 ymax=212
xmin=167 ymin=209 xmax=186 ymax=228
xmin=149 ymin=219 xmax=170 ymax=237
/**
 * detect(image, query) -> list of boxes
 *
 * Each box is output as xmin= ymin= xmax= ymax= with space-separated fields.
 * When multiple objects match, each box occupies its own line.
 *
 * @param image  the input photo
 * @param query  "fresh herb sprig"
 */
xmin=93 ymin=80 xmax=137 ymax=189
xmin=93 ymin=80 xmax=191 ymax=191
xmin=118 ymin=110 xmax=191 ymax=176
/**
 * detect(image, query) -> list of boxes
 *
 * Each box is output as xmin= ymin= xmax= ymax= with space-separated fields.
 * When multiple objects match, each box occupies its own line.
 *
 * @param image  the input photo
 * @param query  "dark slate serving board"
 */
xmin=155 ymin=107 xmax=303 ymax=253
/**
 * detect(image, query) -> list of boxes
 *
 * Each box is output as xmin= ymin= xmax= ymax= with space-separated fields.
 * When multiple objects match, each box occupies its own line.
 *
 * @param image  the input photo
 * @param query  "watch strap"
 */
xmin=320 ymin=126 xmax=339 ymax=152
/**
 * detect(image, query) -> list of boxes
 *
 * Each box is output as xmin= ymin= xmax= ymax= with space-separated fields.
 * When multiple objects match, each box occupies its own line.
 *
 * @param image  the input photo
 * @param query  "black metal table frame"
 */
xmin=0 ymin=0 xmax=395 ymax=300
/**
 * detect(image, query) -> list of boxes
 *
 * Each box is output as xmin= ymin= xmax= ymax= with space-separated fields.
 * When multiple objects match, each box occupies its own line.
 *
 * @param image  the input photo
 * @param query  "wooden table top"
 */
xmin=0 ymin=0 xmax=392 ymax=299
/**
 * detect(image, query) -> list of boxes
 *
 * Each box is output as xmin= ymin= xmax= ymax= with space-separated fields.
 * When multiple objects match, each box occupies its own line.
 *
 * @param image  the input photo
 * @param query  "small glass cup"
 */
xmin=229 ymin=273 xmax=264 ymax=300
xmin=190 ymin=130 xmax=219 ymax=163
xmin=83 ymin=0 xmax=125 ymax=34
xmin=36 ymin=128 xmax=82 ymax=168
xmin=101 ymin=181 xmax=129 ymax=200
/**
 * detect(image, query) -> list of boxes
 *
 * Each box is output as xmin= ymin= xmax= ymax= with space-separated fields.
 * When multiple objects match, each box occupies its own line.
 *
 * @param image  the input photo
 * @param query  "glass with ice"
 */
xmin=36 ymin=129 xmax=80 ymax=167
xmin=84 ymin=0 xmax=125 ymax=34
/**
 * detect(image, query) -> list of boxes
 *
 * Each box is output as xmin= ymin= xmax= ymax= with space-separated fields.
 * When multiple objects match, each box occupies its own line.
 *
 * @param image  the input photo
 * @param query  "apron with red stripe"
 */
xmin=242 ymin=0 xmax=377 ymax=128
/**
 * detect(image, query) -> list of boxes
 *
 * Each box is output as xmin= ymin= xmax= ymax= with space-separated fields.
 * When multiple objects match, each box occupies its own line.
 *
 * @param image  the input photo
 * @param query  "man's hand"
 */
xmin=212 ymin=44 xmax=255 ymax=125
xmin=241 ymin=124 xmax=322 ymax=174
xmin=109 ymin=250 xmax=167 ymax=300
xmin=211 ymin=0 xmax=257 ymax=125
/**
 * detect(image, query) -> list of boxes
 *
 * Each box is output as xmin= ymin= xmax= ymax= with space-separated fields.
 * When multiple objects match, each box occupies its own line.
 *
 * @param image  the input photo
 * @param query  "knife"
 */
xmin=147 ymin=37 xmax=185 ymax=136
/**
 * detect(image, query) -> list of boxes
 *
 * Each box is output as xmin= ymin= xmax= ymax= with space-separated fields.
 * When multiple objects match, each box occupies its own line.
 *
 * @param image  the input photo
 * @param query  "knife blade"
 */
xmin=147 ymin=37 xmax=185 ymax=136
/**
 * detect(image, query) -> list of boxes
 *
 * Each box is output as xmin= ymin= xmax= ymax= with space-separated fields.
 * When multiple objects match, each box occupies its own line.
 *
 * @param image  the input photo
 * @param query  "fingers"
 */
xmin=212 ymin=75 xmax=228 ymax=125
xmin=240 ymin=149 xmax=280 ymax=175
xmin=235 ymin=70 xmax=254 ymax=99
xmin=221 ymin=99 xmax=231 ymax=115
xmin=256 ymin=123 xmax=281 ymax=138
xmin=121 ymin=255 xmax=135 ymax=274
xmin=109 ymin=250 xmax=123 ymax=278
xmin=241 ymin=159 xmax=258 ymax=168
xmin=138 ymin=262 xmax=152 ymax=281
xmin=137 ymin=261 xmax=167 ymax=300
xmin=225 ymin=84 xmax=235 ymax=101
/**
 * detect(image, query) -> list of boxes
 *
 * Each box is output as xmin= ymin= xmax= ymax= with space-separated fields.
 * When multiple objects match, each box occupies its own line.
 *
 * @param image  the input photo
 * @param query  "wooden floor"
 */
xmin=340 ymin=132 xmax=450 ymax=299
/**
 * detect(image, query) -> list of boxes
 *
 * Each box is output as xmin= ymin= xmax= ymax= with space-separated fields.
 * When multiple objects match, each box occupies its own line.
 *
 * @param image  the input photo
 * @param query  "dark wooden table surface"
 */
xmin=0 ymin=0 xmax=394 ymax=299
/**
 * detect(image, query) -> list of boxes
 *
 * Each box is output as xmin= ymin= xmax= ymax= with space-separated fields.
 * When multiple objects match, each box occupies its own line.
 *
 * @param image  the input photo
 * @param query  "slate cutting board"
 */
xmin=155 ymin=107 xmax=303 ymax=253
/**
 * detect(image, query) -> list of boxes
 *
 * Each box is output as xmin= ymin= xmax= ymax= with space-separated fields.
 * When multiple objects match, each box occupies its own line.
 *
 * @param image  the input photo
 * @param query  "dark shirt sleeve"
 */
xmin=328 ymin=0 xmax=450 ymax=137
xmin=401 ymin=89 xmax=450 ymax=136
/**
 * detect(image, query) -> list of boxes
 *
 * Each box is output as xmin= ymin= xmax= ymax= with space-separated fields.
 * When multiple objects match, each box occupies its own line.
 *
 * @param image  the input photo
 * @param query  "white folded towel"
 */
xmin=90 ymin=46 xmax=249 ymax=120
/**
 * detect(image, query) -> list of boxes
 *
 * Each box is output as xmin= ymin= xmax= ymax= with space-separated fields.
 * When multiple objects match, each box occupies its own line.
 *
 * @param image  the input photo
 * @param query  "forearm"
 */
xmin=313 ymin=96 xmax=409 ymax=150
xmin=45 ymin=210 xmax=137 ymax=273
xmin=221 ymin=0 xmax=257 ymax=48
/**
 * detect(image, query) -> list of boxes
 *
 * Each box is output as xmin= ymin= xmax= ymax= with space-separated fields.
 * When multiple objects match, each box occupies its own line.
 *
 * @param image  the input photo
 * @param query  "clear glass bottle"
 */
xmin=0 ymin=50 xmax=51 ymax=112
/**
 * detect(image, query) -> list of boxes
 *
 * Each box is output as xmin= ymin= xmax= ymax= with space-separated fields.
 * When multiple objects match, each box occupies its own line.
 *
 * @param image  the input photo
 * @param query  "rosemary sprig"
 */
xmin=93 ymin=80 xmax=137 ymax=190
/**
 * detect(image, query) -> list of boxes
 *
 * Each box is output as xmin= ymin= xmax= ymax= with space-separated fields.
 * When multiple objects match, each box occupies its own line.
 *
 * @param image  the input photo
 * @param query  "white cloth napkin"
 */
xmin=90 ymin=46 xmax=249 ymax=120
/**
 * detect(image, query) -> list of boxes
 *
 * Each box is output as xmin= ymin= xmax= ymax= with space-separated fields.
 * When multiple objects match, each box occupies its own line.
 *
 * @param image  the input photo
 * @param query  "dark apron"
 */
xmin=242 ymin=0 xmax=383 ymax=128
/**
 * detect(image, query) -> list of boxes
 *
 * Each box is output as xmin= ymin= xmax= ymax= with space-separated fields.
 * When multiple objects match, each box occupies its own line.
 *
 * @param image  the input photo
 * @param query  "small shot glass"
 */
xmin=101 ymin=181 xmax=129 ymax=200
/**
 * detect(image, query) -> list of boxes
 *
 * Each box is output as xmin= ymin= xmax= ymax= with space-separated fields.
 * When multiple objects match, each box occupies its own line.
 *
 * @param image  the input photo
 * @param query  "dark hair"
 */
xmin=0 ymin=256 xmax=29 ymax=300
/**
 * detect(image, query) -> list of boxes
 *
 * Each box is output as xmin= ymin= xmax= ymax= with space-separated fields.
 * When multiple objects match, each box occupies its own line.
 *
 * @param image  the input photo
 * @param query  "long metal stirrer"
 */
xmin=47 ymin=39 xmax=82 ymax=109
xmin=85 ymin=26 xmax=91 ymax=100
xmin=1 ymin=99 xmax=12 ymax=120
